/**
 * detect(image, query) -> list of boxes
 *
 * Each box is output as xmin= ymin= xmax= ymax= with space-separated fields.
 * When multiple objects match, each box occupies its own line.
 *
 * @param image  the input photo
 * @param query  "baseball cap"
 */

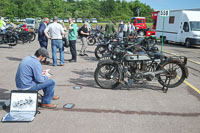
xmin=35 ymin=48 xmax=49 ymax=58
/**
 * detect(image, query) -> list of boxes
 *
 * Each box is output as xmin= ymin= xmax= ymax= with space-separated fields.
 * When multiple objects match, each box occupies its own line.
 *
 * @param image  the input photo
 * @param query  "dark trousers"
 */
xmin=39 ymin=40 xmax=48 ymax=62
xmin=39 ymin=40 xmax=48 ymax=49
xmin=69 ymin=40 xmax=77 ymax=61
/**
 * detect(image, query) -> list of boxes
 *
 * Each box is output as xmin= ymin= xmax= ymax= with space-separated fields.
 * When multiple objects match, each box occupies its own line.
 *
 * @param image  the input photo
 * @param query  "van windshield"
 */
xmin=190 ymin=21 xmax=200 ymax=31
xmin=26 ymin=19 xmax=34 ymax=24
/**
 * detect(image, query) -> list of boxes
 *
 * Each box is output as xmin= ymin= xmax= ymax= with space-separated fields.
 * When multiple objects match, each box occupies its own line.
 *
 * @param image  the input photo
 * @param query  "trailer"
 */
xmin=155 ymin=9 xmax=200 ymax=47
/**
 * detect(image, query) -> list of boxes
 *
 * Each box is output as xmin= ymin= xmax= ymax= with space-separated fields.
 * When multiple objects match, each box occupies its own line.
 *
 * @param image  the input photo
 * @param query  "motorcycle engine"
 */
xmin=126 ymin=60 xmax=148 ymax=81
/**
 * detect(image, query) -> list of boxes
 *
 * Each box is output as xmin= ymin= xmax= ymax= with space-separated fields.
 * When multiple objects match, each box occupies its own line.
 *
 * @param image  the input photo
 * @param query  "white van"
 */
xmin=25 ymin=18 xmax=39 ymax=33
xmin=156 ymin=9 xmax=200 ymax=47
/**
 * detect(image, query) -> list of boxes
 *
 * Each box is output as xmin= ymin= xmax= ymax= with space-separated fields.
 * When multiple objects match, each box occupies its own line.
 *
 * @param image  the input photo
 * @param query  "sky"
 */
xmin=127 ymin=0 xmax=200 ymax=10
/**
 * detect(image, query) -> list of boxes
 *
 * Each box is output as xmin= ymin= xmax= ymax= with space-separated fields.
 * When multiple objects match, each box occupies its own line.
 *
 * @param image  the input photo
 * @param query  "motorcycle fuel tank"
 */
xmin=125 ymin=54 xmax=150 ymax=61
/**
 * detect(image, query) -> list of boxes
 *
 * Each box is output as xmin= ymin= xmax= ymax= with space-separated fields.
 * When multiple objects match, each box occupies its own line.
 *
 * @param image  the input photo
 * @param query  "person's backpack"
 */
xmin=63 ymin=37 xmax=69 ymax=48
xmin=77 ymin=26 xmax=83 ymax=37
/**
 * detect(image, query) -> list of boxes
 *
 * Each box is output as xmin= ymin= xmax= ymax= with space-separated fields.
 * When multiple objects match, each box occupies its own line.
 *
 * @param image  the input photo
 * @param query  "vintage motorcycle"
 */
xmin=94 ymin=35 xmax=157 ymax=59
xmin=88 ymin=30 xmax=105 ymax=46
xmin=15 ymin=28 xmax=36 ymax=44
xmin=0 ymin=29 xmax=18 ymax=47
xmin=94 ymin=40 xmax=188 ymax=93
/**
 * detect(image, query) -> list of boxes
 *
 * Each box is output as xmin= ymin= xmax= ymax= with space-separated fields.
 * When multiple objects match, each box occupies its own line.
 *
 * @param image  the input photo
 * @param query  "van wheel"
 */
xmin=163 ymin=37 xmax=168 ymax=43
xmin=160 ymin=36 xmax=168 ymax=43
xmin=185 ymin=39 xmax=191 ymax=48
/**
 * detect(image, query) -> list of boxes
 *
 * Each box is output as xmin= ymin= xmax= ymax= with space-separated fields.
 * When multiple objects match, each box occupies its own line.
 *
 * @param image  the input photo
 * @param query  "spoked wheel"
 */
xmin=27 ymin=32 xmax=36 ymax=42
xmin=94 ymin=62 xmax=121 ymax=89
xmin=21 ymin=35 xmax=29 ymax=43
xmin=157 ymin=61 xmax=186 ymax=88
xmin=8 ymin=36 xmax=18 ymax=47
xmin=95 ymin=45 xmax=108 ymax=59
xmin=88 ymin=37 xmax=96 ymax=46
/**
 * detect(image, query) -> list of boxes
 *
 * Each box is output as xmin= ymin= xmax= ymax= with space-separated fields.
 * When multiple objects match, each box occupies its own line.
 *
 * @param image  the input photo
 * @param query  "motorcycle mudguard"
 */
xmin=159 ymin=58 xmax=189 ymax=78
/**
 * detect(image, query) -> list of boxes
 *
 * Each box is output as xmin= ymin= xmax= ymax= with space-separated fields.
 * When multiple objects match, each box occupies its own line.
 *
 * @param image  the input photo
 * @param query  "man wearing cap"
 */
xmin=44 ymin=16 xmax=65 ymax=66
xmin=15 ymin=48 xmax=59 ymax=109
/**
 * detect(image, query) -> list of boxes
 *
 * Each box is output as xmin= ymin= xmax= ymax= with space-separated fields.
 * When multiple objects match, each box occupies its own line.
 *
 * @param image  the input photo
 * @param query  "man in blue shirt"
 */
xmin=15 ymin=48 xmax=59 ymax=109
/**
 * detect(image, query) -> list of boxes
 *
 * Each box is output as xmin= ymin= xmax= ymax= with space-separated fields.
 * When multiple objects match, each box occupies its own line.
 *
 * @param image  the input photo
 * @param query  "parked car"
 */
xmin=72 ymin=18 xmax=76 ymax=23
xmin=50 ymin=18 xmax=53 ymax=23
xmin=85 ymin=18 xmax=90 ymax=23
xmin=91 ymin=18 xmax=97 ymax=23
xmin=58 ymin=18 xmax=63 ymax=23
xmin=76 ymin=18 xmax=83 ymax=23
xmin=64 ymin=19 xmax=69 ymax=23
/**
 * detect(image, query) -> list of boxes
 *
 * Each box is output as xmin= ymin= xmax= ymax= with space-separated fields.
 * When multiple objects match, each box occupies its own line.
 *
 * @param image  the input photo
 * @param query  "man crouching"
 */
xmin=15 ymin=48 xmax=59 ymax=109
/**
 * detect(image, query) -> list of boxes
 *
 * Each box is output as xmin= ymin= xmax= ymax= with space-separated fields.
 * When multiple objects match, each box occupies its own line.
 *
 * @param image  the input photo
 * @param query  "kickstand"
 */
xmin=162 ymin=77 xmax=171 ymax=93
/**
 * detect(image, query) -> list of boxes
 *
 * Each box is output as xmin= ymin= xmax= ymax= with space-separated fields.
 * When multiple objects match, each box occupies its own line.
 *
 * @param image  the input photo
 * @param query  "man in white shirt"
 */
xmin=128 ymin=21 xmax=132 ymax=36
xmin=44 ymin=16 xmax=65 ymax=66
xmin=123 ymin=22 xmax=128 ymax=37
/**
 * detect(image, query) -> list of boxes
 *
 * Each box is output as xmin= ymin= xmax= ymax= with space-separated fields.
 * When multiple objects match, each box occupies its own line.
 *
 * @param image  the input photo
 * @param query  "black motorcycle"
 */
xmin=94 ymin=36 xmax=157 ymax=59
xmin=0 ymin=29 xmax=18 ymax=47
xmin=15 ymin=28 xmax=36 ymax=44
xmin=94 ymin=41 xmax=188 ymax=93
xmin=88 ymin=30 xmax=105 ymax=46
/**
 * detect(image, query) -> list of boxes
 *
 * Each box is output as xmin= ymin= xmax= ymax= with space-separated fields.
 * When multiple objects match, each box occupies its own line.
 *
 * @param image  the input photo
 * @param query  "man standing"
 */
xmin=44 ymin=16 xmax=65 ymax=66
xmin=15 ymin=48 xmax=59 ymax=109
xmin=38 ymin=18 xmax=49 ymax=64
xmin=0 ymin=17 xmax=6 ymax=33
xmin=118 ymin=20 xmax=124 ymax=40
xmin=127 ymin=21 xmax=132 ymax=36
xmin=79 ymin=22 xmax=89 ymax=56
xmin=123 ymin=22 xmax=128 ymax=37
xmin=68 ymin=18 xmax=78 ymax=62
xmin=105 ymin=21 xmax=116 ymax=37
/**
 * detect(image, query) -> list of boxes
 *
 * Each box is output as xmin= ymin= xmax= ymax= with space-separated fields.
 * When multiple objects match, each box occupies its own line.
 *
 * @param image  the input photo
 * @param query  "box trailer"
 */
xmin=155 ymin=9 xmax=200 ymax=47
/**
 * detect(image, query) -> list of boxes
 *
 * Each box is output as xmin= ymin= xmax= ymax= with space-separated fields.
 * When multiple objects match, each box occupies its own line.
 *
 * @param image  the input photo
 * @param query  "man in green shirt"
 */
xmin=105 ymin=20 xmax=116 ymax=37
xmin=68 ymin=18 xmax=78 ymax=62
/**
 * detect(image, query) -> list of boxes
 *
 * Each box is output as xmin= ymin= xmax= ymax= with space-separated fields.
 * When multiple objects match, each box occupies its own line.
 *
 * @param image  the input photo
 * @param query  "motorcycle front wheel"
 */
xmin=88 ymin=37 xmax=96 ymax=46
xmin=95 ymin=45 xmax=108 ymax=59
xmin=8 ymin=36 xmax=18 ymax=47
xmin=94 ymin=62 xmax=121 ymax=89
xmin=157 ymin=60 xmax=186 ymax=88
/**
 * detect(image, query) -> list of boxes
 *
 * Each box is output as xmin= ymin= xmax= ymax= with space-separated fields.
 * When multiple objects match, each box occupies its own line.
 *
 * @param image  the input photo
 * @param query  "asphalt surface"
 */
xmin=0 ymin=39 xmax=200 ymax=133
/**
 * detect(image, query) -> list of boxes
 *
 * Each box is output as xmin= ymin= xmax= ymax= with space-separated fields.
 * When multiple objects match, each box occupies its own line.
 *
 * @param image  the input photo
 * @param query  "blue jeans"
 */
xmin=51 ymin=39 xmax=64 ymax=66
xmin=29 ymin=79 xmax=56 ymax=104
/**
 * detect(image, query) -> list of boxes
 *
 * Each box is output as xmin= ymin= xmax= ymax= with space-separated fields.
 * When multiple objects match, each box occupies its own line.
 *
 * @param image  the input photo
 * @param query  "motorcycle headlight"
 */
xmin=108 ymin=44 xmax=113 ymax=51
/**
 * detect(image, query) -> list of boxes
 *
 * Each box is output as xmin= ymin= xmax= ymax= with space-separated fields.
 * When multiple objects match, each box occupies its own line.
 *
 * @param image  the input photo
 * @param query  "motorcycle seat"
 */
xmin=152 ymin=52 xmax=164 ymax=59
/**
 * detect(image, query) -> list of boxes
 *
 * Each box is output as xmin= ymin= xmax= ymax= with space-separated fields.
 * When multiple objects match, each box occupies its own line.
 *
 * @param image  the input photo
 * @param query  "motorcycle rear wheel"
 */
xmin=157 ymin=60 xmax=186 ymax=88
xmin=94 ymin=62 xmax=121 ymax=89
xmin=27 ymin=32 xmax=36 ymax=42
